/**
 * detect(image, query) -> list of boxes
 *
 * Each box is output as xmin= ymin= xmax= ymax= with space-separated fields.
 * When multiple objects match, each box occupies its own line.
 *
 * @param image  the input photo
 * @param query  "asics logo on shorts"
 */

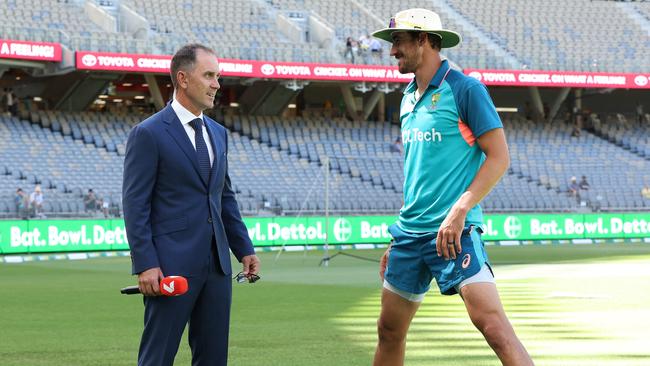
xmin=462 ymin=253 xmax=471 ymax=269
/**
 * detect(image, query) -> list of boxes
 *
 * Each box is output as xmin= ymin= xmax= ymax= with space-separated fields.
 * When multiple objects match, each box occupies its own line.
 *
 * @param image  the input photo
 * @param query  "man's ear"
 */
xmin=176 ymin=70 xmax=187 ymax=89
xmin=418 ymin=33 xmax=426 ymax=45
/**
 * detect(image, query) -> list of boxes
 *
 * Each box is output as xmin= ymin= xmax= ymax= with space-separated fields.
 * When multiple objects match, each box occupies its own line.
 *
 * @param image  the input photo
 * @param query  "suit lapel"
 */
xmin=162 ymin=106 xmax=206 ymax=186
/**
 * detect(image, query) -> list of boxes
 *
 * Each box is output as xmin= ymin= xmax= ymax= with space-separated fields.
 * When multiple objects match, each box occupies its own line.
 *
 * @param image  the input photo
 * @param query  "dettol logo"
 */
xmin=333 ymin=218 xmax=353 ymax=242
xmin=503 ymin=216 xmax=522 ymax=239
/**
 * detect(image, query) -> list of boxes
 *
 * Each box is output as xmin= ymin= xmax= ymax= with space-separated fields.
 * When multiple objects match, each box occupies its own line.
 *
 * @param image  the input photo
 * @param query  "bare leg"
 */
xmin=460 ymin=282 xmax=534 ymax=366
xmin=373 ymin=288 xmax=421 ymax=366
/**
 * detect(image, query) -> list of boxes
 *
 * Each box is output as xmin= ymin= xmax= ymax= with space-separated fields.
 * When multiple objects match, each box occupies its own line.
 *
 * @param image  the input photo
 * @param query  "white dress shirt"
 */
xmin=171 ymin=98 xmax=214 ymax=167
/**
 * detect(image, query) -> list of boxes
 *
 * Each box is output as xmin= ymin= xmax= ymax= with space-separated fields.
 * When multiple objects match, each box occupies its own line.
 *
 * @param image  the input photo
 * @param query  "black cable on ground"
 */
xmin=319 ymin=251 xmax=381 ymax=266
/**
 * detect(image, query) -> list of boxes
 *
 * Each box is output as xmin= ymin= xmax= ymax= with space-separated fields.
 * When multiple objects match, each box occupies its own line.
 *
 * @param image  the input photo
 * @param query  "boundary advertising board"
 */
xmin=2 ymin=213 xmax=650 ymax=254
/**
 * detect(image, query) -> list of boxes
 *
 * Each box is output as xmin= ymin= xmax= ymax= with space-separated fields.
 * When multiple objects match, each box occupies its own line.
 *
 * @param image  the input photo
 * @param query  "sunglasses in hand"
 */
xmin=234 ymin=271 xmax=260 ymax=283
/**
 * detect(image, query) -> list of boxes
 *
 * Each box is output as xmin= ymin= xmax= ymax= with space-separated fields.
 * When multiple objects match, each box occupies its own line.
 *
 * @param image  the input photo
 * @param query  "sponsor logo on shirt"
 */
xmin=402 ymin=127 xmax=442 ymax=143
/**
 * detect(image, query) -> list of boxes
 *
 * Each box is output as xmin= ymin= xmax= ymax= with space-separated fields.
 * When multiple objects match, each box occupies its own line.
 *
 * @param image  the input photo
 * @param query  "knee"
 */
xmin=472 ymin=314 xmax=511 ymax=350
xmin=376 ymin=318 xmax=407 ymax=345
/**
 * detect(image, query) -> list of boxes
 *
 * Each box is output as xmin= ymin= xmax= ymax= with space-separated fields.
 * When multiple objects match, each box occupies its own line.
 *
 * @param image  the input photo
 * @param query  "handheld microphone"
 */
xmin=120 ymin=276 xmax=189 ymax=296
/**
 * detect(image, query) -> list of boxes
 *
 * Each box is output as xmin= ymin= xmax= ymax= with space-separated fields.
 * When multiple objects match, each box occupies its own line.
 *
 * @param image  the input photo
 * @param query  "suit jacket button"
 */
xmin=207 ymin=217 xmax=213 ymax=223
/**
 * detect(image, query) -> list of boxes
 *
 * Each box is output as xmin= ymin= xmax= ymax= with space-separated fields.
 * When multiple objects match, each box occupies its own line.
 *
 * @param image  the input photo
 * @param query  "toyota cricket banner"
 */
xmin=0 ymin=39 xmax=62 ymax=62
xmin=75 ymin=50 xmax=650 ymax=87
xmin=75 ymin=50 xmax=413 ymax=82
xmin=465 ymin=68 xmax=650 ymax=89
xmin=76 ymin=51 xmax=172 ymax=74
xmin=2 ymin=213 xmax=650 ymax=254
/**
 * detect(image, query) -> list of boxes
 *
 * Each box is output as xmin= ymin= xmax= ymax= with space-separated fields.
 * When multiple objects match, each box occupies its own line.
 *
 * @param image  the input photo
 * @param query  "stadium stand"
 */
xmin=223 ymin=115 xmax=404 ymax=214
xmin=2 ymin=108 xmax=649 ymax=219
xmin=0 ymin=0 xmax=151 ymax=53
xmin=353 ymin=0 xmax=516 ymax=68
xmin=590 ymin=113 xmax=650 ymax=161
xmin=504 ymin=116 xmax=650 ymax=211
xmin=445 ymin=0 xmax=650 ymax=72
xmin=230 ymin=111 xmax=647 ymax=214
xmin=122 ymin=0 xmax=334 ymax=62
xmin=2 ymin=0 xmax=649 ymax=70
xmin=1 ymin=1 xmax=648 ymax=219
xmin=0 ymin=113 xmax=125 ymax=218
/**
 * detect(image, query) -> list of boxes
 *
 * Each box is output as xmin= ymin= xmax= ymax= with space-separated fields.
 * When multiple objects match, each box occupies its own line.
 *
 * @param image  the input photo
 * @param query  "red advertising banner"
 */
xmin=464 ymin=68 xmax=650 ymax=89
xmin=76 ymin=51 xmax=171 ymax=73
xmin=0 ymin=39 xmax=62 ymax=62
xmin=75 ymin=51 xmax=650 ymax=88
xmin=220 ymin=59 xmax=414 ymax=82
xmin=75 ymin=51 xmax=413 ymax=82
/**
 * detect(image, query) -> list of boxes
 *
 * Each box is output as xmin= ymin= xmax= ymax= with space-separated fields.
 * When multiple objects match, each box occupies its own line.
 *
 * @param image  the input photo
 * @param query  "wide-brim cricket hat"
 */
xmin=372 ymin=8 xmax=461 ymax=48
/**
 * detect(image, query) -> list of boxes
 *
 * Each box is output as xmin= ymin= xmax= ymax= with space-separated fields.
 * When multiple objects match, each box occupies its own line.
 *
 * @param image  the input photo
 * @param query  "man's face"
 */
xmin=390 ymin=32 xmax=424 ymax=74
xmin=179 ymin=49 xmax=221 ymax=113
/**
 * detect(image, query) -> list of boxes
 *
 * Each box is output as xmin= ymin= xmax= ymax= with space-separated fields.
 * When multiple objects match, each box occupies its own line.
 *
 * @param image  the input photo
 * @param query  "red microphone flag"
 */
xmin=159 ymin=276 xmax=189 ymax=296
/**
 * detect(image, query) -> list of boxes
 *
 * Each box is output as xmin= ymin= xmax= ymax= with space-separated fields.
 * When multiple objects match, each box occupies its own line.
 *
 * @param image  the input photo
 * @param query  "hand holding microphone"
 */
xmin=120 ymin=276 xmax=188 ymax=296
xmin=121 ymin=267 xmax=188 ymax=296
xmin=138 ymin=267 xmax=164 ymax=296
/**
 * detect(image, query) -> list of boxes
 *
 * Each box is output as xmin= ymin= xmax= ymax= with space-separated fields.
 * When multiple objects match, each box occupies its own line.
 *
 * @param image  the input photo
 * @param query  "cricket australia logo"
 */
xmin=431 ymin=93 xmax=441 ymax=106
xmin=428 ymin=93 xmax=441 ymax=111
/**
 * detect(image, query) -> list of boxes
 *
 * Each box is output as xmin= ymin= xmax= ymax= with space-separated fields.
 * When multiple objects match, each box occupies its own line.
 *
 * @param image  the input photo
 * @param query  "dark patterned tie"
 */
xmin=189 ymin=118 xmax=211 ymax=184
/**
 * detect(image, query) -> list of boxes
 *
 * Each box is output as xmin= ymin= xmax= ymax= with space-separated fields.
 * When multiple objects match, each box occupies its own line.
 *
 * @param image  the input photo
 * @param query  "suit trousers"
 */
xmin=138 ymin=240 xmax=232 ymax=366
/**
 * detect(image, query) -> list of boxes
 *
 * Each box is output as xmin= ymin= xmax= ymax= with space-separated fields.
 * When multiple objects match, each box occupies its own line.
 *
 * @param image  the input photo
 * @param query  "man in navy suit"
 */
xmin=123 ymin=43 xmax=260 ymax=366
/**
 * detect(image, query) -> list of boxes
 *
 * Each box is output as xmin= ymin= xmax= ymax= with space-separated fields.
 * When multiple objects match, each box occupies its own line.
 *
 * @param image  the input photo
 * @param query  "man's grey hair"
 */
xmin=169 ymin=43 xmax=216 ymax=89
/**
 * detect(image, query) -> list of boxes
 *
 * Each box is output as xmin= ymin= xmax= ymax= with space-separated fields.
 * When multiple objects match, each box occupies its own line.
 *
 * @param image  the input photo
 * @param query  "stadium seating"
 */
xmin=590 ymin=113 xmax=650 ymax=161
xmin=354 ymin=0 xmax=514 ymax=69
xmin=0 ymin=0 xmax=151 ymax=53
xmin=0 ymin=114 xmax=124 ymax=218
xmin=504 ymin=116 xmax=650 ymax=211
xmin=122 ymin=0 xmax=332 ymax=62
xmin=3 ymin=0 xmax=649 ymax=71
xmin=445 ymin=0 xmax=650 ymax=72
xmin=229 ymin=113 xmax=650 ymax=213
xmin=223 ymin=115 xmax=404 ymax=214
xmin=3 ymin=107 xmax=650 ymax=219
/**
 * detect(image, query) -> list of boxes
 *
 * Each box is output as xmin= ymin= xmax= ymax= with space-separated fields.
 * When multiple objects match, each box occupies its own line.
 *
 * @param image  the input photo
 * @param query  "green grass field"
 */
xmin=1 ymin=244 xmax=650 ymax=365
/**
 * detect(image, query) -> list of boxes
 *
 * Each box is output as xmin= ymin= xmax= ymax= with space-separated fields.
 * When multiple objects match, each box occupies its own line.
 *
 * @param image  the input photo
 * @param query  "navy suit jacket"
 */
xmin=122 ymin=105 xmax=254 ymax=277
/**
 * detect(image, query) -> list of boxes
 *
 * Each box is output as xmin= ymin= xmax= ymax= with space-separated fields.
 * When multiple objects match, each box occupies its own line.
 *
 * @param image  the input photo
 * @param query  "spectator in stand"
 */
xmin=98 ymin=197 xmax=110 ymax=218
xmin=389 ymin=136 xmax=403 ymax=153
xmin=637 ymin=102 xmax=644 ymax=125
xmin=568 ymin=176 xmax=580 ymax=201
xmin=579 ymin=175 xmax=590 ymax=191
xmin=369 ymin=37 xmax=383 ymax=64
xmin=359 ymin=34 xmax=371 ymax=63
xmin=5 ymin=88 xmax=17 ymax=116
xmin=344 ymin=37 xmax=355 ymax=64
xmin=84 ymin=189 xmax=97 ymax=213
xmin=29 ymin=185 xmax=45 ymax=218
xmin=15 ymin=188 xmax=28 ymax=219
xmin=110 ymin=201 xmax=121 ymax=217
xmin=642 ymin=185 xmax=650 ymax=200
xmin=338 ymin=98 xmax=346 ymax=118
xmin=323 ymin=99 xmax=333 ymax=118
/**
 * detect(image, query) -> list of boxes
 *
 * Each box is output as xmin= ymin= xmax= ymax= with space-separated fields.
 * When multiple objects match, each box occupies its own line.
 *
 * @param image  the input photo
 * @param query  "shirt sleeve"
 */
xmin=457 ymin=82 xmax=503 ymax=138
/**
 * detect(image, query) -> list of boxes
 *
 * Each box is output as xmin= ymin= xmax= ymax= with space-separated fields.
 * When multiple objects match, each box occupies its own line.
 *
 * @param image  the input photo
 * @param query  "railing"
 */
xmin=0 ymin=26 xmax=71 ymax=46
